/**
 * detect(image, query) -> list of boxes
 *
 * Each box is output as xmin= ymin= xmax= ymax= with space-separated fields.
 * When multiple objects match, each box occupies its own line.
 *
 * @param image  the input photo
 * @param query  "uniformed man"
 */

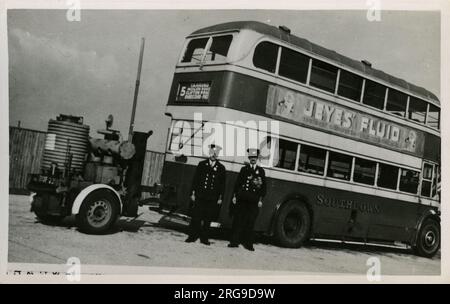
xmin=185 ymin=144 xmax=226 ymax=245
xmin=228 ymin=148 xmax=267 ymax=251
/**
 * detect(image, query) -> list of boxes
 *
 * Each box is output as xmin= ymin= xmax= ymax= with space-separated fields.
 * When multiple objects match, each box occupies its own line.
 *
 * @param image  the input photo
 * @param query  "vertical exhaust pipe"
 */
xmin=128 ymin=37 xmax=146 ymax=141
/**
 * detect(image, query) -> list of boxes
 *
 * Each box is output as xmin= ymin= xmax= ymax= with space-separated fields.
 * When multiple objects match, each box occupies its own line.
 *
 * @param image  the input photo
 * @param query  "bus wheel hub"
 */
xmin=424 ymin=231 xmax=436 ymax=247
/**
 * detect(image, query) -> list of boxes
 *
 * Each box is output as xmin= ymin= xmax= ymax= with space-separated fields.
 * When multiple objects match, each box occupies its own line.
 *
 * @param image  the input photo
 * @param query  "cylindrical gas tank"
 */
xmin=41 ymin=114 xmax=90 ymax=172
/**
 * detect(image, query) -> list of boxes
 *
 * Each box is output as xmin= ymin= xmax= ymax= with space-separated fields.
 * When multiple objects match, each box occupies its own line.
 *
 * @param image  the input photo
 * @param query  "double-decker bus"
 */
xmin=158 ymin=21 xmax=441 ymax=257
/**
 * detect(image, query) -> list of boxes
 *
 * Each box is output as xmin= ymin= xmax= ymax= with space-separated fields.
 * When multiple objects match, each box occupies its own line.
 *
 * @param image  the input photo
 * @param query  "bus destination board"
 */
xmin=176 ymin=81 xmax=211 ymax=102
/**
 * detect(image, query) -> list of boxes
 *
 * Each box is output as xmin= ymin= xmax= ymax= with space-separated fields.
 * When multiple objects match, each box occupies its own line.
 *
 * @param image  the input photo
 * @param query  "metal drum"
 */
xmin=41 ymin=115 xmax=90 ymax=173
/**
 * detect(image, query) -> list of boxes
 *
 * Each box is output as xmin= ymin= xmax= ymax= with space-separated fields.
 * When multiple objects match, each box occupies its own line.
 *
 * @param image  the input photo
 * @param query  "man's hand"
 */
xmin=217 ymin=199 xmax=223 ymax=205
xmin=190 ymin=193 xmax=195 ymax=202
xmin=258 ymin=201 xmax=263 ymax=208
xmin=232 ymin=196 xmax=237 ymax=204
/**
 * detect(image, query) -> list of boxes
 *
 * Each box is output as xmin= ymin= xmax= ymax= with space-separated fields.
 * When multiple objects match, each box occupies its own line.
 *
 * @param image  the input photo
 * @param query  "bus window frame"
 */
xmin=244 ymin=37 xmax=440 ymax=132
xmin=420 ymin=161 xmax=437 ymax=198
xmin=253 ymin=133 xmax=424 ymax=196
xmin=167 ymin=120 xmax=428 ymax=198
xmin=178 ymin=32 xmax=237 ymax=67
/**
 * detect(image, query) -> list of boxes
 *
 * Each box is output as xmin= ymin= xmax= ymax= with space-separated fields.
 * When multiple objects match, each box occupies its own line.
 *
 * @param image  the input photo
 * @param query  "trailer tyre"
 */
xmin=414 ymin=219 xmax=440 ymax=258
xmin=274 ymin=200 xmax=311 ymax=248
xmin=76 ymin=190 xmax=119 ymax=234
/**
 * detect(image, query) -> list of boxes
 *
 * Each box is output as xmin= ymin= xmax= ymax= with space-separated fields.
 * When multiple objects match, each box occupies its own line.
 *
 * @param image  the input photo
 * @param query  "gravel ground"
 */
xmin=8 ymin=194 xmax=440 ymax=276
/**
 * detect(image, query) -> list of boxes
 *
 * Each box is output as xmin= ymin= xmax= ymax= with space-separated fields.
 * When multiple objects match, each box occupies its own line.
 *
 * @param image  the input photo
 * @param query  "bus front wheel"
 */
xmin=413 ymin=219 xmax=440 ymax=258
xmin=274 ymin=200 xmax=311 ymax=248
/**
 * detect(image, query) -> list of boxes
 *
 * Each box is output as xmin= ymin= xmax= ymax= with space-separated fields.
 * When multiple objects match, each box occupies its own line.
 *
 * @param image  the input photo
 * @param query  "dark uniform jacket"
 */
xmin=191 ymin=159 xmax=226 ymax=201
xmin=233 ymin=164 xmax=267 ymax=204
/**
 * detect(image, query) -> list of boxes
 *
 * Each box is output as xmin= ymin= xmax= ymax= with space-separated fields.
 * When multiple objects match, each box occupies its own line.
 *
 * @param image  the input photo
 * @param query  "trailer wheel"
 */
xmin=413 ymin=219 xmax=440 ymax=258
xmin=274 ymin=200 xmax=311 ymax=248
xmin=76 ymin=190 xmax=119 ymax=234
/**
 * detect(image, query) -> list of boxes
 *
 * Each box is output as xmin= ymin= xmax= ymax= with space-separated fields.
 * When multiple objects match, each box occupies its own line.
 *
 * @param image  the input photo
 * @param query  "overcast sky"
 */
xmin=8 ymin=10 xmax=440 ymax=152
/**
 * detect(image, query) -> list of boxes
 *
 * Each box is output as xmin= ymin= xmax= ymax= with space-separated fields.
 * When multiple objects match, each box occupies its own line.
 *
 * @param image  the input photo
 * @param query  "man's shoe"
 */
xmin=227 ymin=243 xmax=239 ymax=248
xmin=200 ymin=239 xmax=211 ymax=245
xmin=185 ymin=237 xmax=197 ymax=243
xmin=243 ymin=244 xmax=255 ymax=251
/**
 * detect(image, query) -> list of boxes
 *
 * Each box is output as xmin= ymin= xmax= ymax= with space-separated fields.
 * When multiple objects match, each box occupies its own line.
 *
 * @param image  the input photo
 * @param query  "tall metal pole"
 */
xmin=128 ymin=37 xmax=145 ymax=141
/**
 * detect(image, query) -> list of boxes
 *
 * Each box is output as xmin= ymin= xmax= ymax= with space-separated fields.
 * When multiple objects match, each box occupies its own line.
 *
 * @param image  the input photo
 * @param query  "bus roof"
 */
xmin=191 ymin=21 xmax=440 ymax=105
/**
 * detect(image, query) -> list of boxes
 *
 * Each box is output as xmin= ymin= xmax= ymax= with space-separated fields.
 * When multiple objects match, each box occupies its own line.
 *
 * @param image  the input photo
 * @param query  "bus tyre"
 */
xmin=414 ymin=219 xmax=440 ymax=258
xmin=274 ymin=200 xmax=311 ymax=248
xmin=76 ymin=190 xmax=119 ymax=234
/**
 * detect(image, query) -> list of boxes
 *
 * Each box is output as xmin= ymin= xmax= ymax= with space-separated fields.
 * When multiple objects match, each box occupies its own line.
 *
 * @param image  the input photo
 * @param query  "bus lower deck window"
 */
xmin=386 ymin=89 xmax=407 ymax=117
xmin=253 ymin=41 xmax=278 ymax=73
xmin=274 ymin=139 xmax=298 ymax=170
xmin=377 ymin=163 xmax=399 ymax=190
xmin=408 ymin=97 xmax=427 ymax=124
xmin=353 ymin=158 xmax=376 ymax=185
xmin=309 ymin=59 xmax=338 ymax=93
xmin=399 ymin=169 xmax=420 ymax=194
xmin=363 ymin=80 xmax=386 ymax=110
xmin=421 ymin=163 xmax=433 ymax=197
xmin=326 ymin=152 xmax=352 ymax=181
xmin=337 ymin=70 xmax=363 ymax=101
xmin=278 ymin=47 xmax=309 ymax=84
xmin=298 ymin=144 xmax=326 ymax=175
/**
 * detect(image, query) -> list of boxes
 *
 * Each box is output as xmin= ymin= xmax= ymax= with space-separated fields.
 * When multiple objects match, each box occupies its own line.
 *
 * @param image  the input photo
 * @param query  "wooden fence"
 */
xmin=9 ymin=126 xmax=165 ymax=193
xmin=9 ymin=127 xmax=47 ymax=191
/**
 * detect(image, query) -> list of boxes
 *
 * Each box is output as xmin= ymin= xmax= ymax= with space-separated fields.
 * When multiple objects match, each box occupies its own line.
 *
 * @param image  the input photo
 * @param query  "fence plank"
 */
xmin=9 ymin=127 xmax=46 ymax=191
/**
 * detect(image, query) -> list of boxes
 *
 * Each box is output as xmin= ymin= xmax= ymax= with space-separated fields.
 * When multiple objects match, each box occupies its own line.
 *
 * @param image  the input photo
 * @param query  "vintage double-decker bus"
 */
xmin=157 ymin=21 xmax=441 ymax=257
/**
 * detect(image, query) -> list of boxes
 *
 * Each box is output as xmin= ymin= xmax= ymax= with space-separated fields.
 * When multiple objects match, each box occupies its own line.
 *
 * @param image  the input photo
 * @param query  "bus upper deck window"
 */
xmin=253 ymin=41 xmax=278 ymax=73
xmin=309 ymin=59 xmax=338 ymax=93
xmin=298 ymin=144 xmax=326 ymax=176
xmin=279 ymin=47 xmax=309 ymax=84
xmin=363 ymin=80 xmax=386 ymax=110
xmin=204 ymin=35 xmax=233 ymax=62
xmin=408 ymin=97 xmax=427 ymax=124
xmin=337 ymin=70 xmax=363 ymax=101
xmin=182 ymin=37 xmax=209 ymax=63
xmin=377 ymin=163 xmax=399 ymax=190
xmin=399 ymin=169 xmax=420 ymax=194
xmin=386 ymin=89 xmax=407 ymax=117
xmin=427 ymin=104 xmax=440 ymax=129
xmin=326 ymin=151 xmax=352 ymax=181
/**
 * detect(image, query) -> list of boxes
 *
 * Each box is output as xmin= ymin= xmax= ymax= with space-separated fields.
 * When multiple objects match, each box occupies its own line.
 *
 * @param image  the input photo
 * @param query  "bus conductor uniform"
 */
xmin=228 ymin=148 xmax=267 ymax=251
xmin=185 ymin=144 xmax=226 ymax=245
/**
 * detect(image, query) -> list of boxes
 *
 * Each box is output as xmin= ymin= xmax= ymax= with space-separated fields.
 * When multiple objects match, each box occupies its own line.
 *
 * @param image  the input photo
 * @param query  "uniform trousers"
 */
xmin=188 ymin=198 xmax=216 ymax=241
xmin=230 ymin=199 xmax=259 ymax=246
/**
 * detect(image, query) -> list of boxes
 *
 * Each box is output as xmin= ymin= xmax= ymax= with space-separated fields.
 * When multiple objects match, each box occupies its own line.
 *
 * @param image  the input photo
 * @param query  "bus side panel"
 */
xmin=257 ymin=176 xmax=420 ymax=243
xmin=160 ymin=160 xmax=431 ymax=244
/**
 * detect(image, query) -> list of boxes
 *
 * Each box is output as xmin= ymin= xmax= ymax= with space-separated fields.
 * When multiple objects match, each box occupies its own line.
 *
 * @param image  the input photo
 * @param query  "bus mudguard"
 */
xmin=71 ymin=184 xmax=122 ymax=215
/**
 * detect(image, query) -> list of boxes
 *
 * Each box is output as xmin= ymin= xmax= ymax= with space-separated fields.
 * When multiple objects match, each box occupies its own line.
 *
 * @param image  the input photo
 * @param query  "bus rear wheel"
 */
xmin=274 ymin=200 xmax=311 ymax=248
xmin=76 ymin=190 xmax=119 ymax=234
xmin=413 ymin=219 xmax=440 ymax=258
